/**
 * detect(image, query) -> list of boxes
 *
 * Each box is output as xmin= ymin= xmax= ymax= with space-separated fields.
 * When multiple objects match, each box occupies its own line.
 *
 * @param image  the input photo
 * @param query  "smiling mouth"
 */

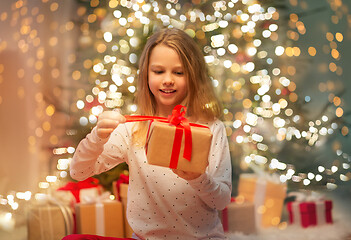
xmin=160 ymin=89 xmax=176 ymax=93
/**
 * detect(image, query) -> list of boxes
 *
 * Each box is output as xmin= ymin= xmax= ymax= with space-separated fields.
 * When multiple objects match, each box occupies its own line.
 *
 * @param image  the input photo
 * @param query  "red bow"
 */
xmin=57 ymin=177 xmax=100 ymax=203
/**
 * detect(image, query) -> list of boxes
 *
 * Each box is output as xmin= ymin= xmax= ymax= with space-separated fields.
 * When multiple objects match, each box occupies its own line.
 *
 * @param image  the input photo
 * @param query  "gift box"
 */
xmin=220 ymin=197 xmax=256 ymax=234
xmin=112 ymin=175 xmax=133 ymax=238
xmin=146 ymin=120 xmax=212 ymax=174
xmin=57 ymin=177 xmax=102 ymax=203
xmin=237 ymin=174 xmax=287 ymax=228
xmin=287 ymin=200 xmax=333 ymax=228
xmin=124 ymin=105 xmax=212 ymax=174
xmin=27 ymin=197 xmax=74 ymax=240
xmin=75 ymin=197 xmax=124 ymax=237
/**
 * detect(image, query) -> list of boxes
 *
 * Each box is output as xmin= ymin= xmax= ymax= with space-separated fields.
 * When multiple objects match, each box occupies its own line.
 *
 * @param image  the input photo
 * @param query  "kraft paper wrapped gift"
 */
xmin=238 ymin=174 xmax=287 ymax=228
xmin=287 ymin=200 xmax=333 ymax=228
xmin=220 ymin=197 xmax=256 ymax=234
xmin=27 ymin=198 xmax=74 ymax=240
xmin=112 ymin=180 xmax=133 ymax=238
xmin=75 ymin=198 xmax=124 ymax=237
xmin=146 ymin=120 xmax=212 ymax=174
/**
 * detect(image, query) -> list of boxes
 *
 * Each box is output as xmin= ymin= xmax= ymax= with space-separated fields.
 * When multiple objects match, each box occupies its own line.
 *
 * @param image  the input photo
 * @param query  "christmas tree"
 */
xmin=54 ymin=0 xmax=350 ymax=192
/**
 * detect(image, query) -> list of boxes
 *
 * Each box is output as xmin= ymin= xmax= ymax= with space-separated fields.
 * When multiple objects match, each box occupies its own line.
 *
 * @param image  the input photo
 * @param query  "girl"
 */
xmin=68 ymin=28 xmax=232 ymax=239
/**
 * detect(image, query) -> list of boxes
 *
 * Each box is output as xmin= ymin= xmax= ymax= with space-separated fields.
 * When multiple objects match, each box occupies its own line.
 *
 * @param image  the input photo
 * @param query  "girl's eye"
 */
xmin=174 ymin=71 xmax=184 ymax=75
xmin=154 ymin=70 xmax=164 ymax=74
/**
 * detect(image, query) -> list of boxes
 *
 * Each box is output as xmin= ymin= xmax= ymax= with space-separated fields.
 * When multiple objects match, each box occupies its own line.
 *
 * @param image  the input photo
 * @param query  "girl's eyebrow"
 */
xmin=149 ymin=64 xmax=183 ymax=69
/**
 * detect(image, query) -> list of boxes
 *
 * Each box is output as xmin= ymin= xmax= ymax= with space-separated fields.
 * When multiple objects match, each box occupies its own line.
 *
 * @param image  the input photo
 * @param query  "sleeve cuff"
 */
xmin=90 ymin=126 xmax=109 ymax=145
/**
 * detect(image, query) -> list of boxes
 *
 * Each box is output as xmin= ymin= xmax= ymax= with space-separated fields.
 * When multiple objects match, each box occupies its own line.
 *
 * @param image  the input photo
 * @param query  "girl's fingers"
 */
xmin=172 ymin=169 xmax=201 ymax=180
xmin=97 ymin=128 xmax=115 ymax=139
xmin=97 ymin=119 xmax=120 ymax=129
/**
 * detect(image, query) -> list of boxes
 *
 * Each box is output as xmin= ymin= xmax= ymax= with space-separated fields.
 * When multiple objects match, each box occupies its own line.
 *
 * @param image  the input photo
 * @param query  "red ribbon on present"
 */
xmin=115 ymin=174 xmax=129 ymax=201
xmin=57 ymin=177 xmax=100 ymax=203
xmin=124 ymin=105 xmax=208 ymax=170
xmin=222 ymin=197 xmax=236 ymax=232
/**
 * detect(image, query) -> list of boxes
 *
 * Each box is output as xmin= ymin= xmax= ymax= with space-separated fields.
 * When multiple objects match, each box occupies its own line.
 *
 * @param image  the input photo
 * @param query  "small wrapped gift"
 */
xmin=57 ymin=177 xmax=102 ymax=203
xmin=238 ymin=173 xmax=287 ymax=228
xmin=27 ymin=194 xmax=74 ymax=240
xmin=112 ymin=175 xmax=133 ymax=238
xmin=286 ymin=192 xmax=333 ymax=228
xmin=125 ymin=105 xmax=212 ymax=174
xmin=75 ymin=192 xmax=124 ymax=237
xmin=145 ymin=106 xmax=212 ymax=174
xmin=220 ymin=197 xmax=256 ymax=235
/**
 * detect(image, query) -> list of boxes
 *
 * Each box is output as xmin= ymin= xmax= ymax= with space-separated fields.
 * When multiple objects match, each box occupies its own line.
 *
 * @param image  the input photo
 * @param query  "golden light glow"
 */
xmin=308 ymin=46 xmax=316 ymax=56
xmin=109 ymin=0 xmax=119 ymax=8
xmin=326 ymin=32 xmax=334 ymax=41
xmin=50 ymin=2 xmax=59 ymax=12
xmin=336 ymin=107 xmax=343 ymax=117
xmin=331 ymin=49 xmax=340 ymax=59
xmin=341 ymin=126 xmax=349 ymax=136
xmin=50 ymin=135 xmax=59 ymax=145
xmin=46 ymin=105 xmax=55 ymax=116
xmin=329 ymin=62 xmax=337 ymax=72
xmin=289 ymin=13 xmax=298 ymax=22
xmin=288 ymin=82 xmax=296 ymax=92
xmin=42 ymin=121 xmax=51 ymax=132
xmin=243 ymin=99 xmax=252 ymax=108
xmin=333 ymin=96 xmax=341 ymax=106
xmin=289 ymin=92 xmax=298 ymax=102
xmin=335 ymin=32 xmax=343 ymax=42
xmin=72 ymin=70 xmax=81 ymax=80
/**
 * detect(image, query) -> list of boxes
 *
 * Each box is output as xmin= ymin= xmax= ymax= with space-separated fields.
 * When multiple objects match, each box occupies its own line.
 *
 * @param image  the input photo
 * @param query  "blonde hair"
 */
xmin=133 ymin=28 xmax=221 ymax=144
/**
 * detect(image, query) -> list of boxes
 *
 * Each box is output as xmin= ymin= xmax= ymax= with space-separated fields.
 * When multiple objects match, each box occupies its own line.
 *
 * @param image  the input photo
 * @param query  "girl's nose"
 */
xmin=162 ymin=73 xmax=174 ymax=85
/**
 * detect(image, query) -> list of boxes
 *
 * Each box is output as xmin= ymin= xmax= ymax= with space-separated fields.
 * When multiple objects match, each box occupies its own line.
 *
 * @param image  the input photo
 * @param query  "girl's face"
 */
xmin=148 ymin=44 xmax=188 ymax=117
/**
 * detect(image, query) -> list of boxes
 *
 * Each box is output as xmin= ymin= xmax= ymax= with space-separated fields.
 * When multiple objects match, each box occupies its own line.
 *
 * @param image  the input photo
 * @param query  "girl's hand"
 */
xmin=96 ymin=109 xmax=126 ymax=139
xmin=172 ymin=169 xmax=201 ymax=180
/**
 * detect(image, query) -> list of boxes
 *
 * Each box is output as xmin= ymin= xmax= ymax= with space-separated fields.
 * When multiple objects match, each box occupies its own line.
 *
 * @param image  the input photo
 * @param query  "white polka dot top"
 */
xmin=70 ymin=119 xmax=232 ymax=240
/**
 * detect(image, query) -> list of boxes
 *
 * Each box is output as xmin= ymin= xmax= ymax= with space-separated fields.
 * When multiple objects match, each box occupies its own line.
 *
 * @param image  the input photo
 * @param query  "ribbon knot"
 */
xmin=168 ymin=105 xmax=186 ymax=126
xmin=57 ymin=177 xmax=100 ymax=203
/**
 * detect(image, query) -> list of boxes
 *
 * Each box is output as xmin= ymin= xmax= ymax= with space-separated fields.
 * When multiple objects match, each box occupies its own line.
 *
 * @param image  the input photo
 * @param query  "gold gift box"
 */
xmin=220 ymin=199 xmax=256 ymax=234
xmin=119 ymin=183 xmax=133 ymax=238
xmin=75 ymin=201 xmax=124 ymax=237
xmin=238 ymin=174 xmax=287 ymax=228
xmin=27 ymin=203 xmax=72 ymax=240
xmin=146 ymin=121 xmax=212 ymax=174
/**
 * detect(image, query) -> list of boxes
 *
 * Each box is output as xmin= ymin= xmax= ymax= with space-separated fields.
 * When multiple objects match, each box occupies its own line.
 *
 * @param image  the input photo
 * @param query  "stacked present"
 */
xmin=237 ymin=173 xmax=287 ymax=228
xmin=27 ymin=194 xmax=75 ymax=240
xmin=112 ymin=174 xmax=133 ymax=238
xmin=219 ymin=197 xmax=256 ymax=235
xmin=28 ymin=177 xmax=129 ymax=239
xmin=75 ymin=192 xmax=124 ymax=237
xmin=286 ymin=192 xmax=333 ymax=228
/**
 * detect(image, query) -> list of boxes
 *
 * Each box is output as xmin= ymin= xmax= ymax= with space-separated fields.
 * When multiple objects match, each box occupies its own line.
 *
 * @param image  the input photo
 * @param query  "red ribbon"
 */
xmin=125 ymin=105 xmax=206 ymax=169
xmin=222 ymin=197 xmax=236 ymax=232
xmin=115 ymin=174 xmax=129 ymax=201
xmin=57 ymin=177 xmax=100 ymax=203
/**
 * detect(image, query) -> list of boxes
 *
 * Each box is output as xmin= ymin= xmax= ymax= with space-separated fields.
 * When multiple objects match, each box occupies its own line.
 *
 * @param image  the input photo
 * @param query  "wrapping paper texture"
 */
xmin=287 ymin=200 xmax=333 ymax=228
xmin=220 ymin=200 xmax=256 ymax=234
xmin=75 ymin=201 xmax=124 ymax=237
xmin=112 ymin=182 xmax=133 ymax=238
xmin=238 ymin=174 xmax=287 ymax=228
xmin=27 ymin=203 xmax=72 ymax=240
xmin=146 ymin=121 xmax=212 ymax=173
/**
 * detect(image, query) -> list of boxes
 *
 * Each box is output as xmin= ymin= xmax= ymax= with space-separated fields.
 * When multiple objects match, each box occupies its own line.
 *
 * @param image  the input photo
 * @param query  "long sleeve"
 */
xmin=70 ymin=124 xmax=130 ymax=181
xmin=188 ymin=120 xmax=232 ymax=210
